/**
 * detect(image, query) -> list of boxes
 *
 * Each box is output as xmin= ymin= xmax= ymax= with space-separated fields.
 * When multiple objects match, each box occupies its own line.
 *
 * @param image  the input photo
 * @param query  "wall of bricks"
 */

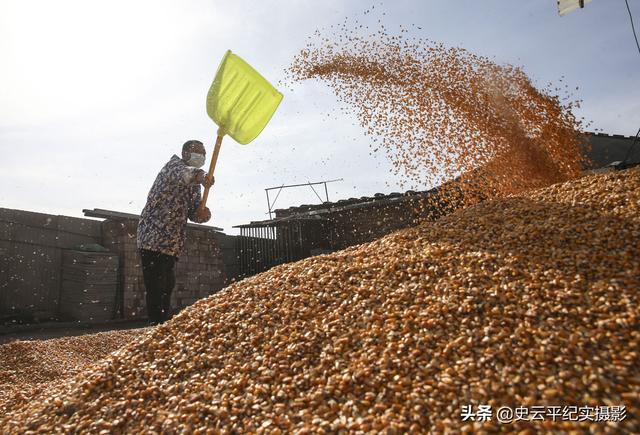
xmin=331 ymin=190 xmax=463 ymax=251
xmin=584 ymin=133 xmax=639 ymax=168
xmin=101 ymin=219 xmax=143 ymax=319
xmin=326 ymin=198 xmax=428 ymax=250
xmin=1 ymin=208 xmax=233 ymax=322
xmin=176 ymin=227 xmax=226 ymax=313
xmin=213 ymin=233 xmax=240 ymax=283
xmin=273 ymin=195 xmax=445 ymax=253
xmin=101 ymin=218 xmax=228 ymax=319
xmin=0 ymin=208 xmax=102 ymax=321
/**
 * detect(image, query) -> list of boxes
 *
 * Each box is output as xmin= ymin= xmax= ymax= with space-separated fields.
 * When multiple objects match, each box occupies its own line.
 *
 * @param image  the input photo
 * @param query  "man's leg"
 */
xmin=139 ymin=249 xmax=163 ymax=324
xmin=159 ymin=255 xmax=177 ymax=323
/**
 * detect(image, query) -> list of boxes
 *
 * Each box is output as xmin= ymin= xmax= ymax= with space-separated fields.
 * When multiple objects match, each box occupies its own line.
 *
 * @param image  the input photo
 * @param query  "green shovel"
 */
xmin=198 ymin=50 xmax=283 ymax=216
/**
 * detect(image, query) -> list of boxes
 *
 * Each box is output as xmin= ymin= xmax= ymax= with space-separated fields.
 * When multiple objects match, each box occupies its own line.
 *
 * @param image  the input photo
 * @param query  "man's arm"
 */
xmin=187 ymin=185 xmax=213 ymax=223
xmin=188 ymin=185 xmax=203 ymax=222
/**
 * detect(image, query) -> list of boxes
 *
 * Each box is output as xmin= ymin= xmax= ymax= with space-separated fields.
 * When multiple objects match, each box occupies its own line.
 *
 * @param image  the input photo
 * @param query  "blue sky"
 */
xmin=1 ymin=0 xmax=638 ymax=234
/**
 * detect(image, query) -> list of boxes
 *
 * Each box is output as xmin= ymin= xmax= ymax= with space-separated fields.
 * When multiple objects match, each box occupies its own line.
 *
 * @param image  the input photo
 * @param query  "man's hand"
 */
xmin=196 ymin=206 xmax=212 ymax=223
xmin=203 ymin=174 xmax=215 ymax=189
xmin=195 ymin=170 xmax=215 ymax=188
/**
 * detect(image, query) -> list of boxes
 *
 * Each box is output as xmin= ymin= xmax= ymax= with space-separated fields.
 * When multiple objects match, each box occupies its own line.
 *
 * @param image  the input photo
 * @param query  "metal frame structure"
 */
xmin=265 ymin=179 xmax=343 ymax=219
xmin=233 ymin=215 xmax=329 ymax=277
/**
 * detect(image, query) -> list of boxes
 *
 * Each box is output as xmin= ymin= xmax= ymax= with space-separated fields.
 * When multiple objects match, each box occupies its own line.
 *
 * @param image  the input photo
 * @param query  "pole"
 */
xmin=266 ymin=190 xmax=272 ymax=220
xmin=198 ymin=134 xmax=224 ymax=215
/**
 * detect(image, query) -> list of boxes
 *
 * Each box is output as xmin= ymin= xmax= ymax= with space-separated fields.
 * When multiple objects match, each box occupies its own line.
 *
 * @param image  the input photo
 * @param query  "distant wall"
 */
xmin=214 ymin=233 xmax=241 ymax=283
xmin=1 ymin=207 xmax=237 ymax=322
xmin=0 ymin=208 xmax=101 ymax=320
xmin=326 ymin=198 xmax=428 ymax=250
xmin=585 ymin=133 xmax=639 ymax=168
xmin=275 ymin=195 xmax=443 ymax=252
xmin=102 ymin=218 xmax=228 ymax=319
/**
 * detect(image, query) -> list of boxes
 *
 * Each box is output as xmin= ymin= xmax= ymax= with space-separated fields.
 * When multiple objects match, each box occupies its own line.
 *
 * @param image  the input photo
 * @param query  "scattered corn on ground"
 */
xmin=2 ymin=167 xmax=639 ymax=433
xmin=0 ymin=330 xmax=145 ymax=416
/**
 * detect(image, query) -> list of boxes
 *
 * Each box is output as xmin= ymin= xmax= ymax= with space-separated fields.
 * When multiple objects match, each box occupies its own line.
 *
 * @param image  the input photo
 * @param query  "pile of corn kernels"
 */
xmin=0 ymin=330 xmax=144 ymax=416
xmin=2 ymin=167 xmax=638 ymax=433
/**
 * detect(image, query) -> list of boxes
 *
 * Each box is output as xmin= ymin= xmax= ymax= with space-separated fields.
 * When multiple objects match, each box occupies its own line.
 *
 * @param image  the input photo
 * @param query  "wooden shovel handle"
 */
xmin=198 ymin=134 xmax=223 ymax=214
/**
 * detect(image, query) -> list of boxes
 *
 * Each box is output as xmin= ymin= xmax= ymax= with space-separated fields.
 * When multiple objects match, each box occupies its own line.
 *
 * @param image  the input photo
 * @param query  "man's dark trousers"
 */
xmin=139 ymin=249 xmax=177 ymax=324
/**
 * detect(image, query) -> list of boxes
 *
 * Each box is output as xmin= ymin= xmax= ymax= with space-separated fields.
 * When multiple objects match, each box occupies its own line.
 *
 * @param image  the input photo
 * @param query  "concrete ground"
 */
xmin=0 ymin=319 xmax=151 ymax=345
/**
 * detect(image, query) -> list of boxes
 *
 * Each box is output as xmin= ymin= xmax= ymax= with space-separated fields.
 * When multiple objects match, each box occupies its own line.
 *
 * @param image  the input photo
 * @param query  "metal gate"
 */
xmin=234 ymin=216 xmax=329 ymax=277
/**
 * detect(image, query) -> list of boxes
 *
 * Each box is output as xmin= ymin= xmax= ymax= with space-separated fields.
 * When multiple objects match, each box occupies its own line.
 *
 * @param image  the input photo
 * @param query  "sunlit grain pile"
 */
xmin=0 ymin=329 xmax=145 ymax=416
xmin=2 ymin=167 xmax=639 ymax=433
xmin=287 ymin=26 xmax=589 ymax=204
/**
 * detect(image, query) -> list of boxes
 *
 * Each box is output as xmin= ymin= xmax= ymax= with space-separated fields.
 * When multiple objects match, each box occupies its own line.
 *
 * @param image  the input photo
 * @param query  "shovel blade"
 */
xmin=206 ymin=50 xmax=283 ymax=145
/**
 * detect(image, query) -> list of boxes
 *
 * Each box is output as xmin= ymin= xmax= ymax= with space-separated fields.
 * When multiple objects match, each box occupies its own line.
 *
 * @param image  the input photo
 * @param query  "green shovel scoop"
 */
xmin=198 ymin=50 xmax=283 ymax=216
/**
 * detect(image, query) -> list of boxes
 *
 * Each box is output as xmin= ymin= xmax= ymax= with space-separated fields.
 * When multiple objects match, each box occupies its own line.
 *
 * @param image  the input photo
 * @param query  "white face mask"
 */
xmin=186 ymin=152 xmax=205 ymax=168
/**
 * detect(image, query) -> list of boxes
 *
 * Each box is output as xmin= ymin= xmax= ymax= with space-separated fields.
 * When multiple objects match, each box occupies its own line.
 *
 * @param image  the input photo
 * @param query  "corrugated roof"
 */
xmin=273 ymin=186 xmax=437 ymax=216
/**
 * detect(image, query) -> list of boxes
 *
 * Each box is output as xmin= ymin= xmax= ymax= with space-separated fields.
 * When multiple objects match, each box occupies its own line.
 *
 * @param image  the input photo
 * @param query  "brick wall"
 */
xmin=101 ymin=218 xmax=227 ymax=319
xmin=327 ymin=200 xmax=421 ymax=250
xmin=273 ymin=196 xmax=444 ymax=252
xmin=176 ymin=227 xmax=226 ymax=311
xmin=101 ymin=219 xmax=143 ymax=318
xmin=0 ymin=208 xmax=102 ymax=320
xmin=214 ymin=233 xmax=240 ymax=283
xmin=1 ymin=207 xmax=232 ymax=323
xmin=585 ymin=133 xmax=639 ymax=168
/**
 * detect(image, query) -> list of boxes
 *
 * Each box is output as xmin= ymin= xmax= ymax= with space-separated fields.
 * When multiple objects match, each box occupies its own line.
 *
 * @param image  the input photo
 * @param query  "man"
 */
xmin=137 ymin=140 xmax=214 ymax=324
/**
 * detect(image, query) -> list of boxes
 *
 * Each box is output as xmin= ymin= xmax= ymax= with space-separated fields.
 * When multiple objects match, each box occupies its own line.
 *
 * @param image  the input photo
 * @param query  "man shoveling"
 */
xmin=137 ymin=140 xmax=214 ymax=324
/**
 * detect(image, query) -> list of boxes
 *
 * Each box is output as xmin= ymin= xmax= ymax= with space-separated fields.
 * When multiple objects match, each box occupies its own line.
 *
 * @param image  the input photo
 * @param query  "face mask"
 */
xmin=186 ymin=152 xmax=205 ymax=168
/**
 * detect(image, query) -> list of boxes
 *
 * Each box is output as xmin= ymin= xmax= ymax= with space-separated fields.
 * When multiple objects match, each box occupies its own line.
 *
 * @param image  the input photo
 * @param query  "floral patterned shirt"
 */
xmin=137 ymin=155 xmax=205 ymax=257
